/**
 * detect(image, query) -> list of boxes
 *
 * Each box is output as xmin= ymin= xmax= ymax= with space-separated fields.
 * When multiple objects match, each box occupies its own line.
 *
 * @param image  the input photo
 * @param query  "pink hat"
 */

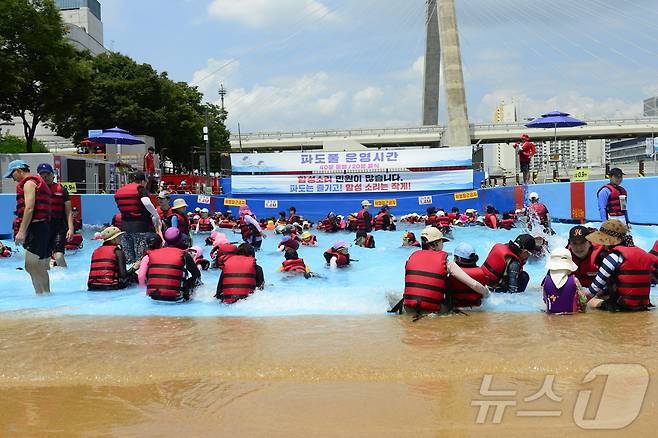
xmin=213 ymin=232 xmax=229 ymax=246
xmin=332 ymin=241 xmax=350 ymax=250
xmin=209 ymin=231 xmax=218 ymax=241
xmin=189 ymin=246 xmax=203 ymax=258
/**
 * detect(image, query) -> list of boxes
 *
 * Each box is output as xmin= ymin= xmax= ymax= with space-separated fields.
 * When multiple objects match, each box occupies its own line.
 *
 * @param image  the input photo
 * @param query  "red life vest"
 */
xmin=0 ymin=246 xmax=11 ymax=258
xmin=481 ymin=243 xmax=522 ymax=285
xmin=73 ymin=218 xmax=83 ymax=232
xmin=570 ymin=243 xmax=605 ymax=288
xmin=16 ymin=175 xmax=51 ymax=223
xmin=65 ymin=233 xmax=83 ymax=250
xmin=324 ymin=249 xmax=350 ymax=267
xmin=651 ymin=240 xmax=658 ymax=258
xmin=356 ymin=210 xmax=369 ymax=231
xmin=448 ymin=266 xmax=488 ymax=308
xmin=156 ymin=206 xmax=169 ymax=220
xmin=111 ymin=213 xmax=122 ymax=229
xmin=282 ymin=258 xmax=307 ymax=273
xmin=288 ymin=214 xmax=301 ymax=224
xmin=373 ymin=212 xmax=388 ymax=230
xmin=48 ymin=182 xmax=66 ymax=221
xmin=197 ymin=217 xmax=213 ymax=232
xmin=598 ymin=184 xmax=627 ymax=217
xmin=612 ymin=246 xmax=653 ymax=310
xmin=447 ymin=213 xmax=458 ymax=221
xmin=239 ymin=216 xmax=260 ymax=241
xmin=527 ymin=203 xmax=548 ymax=225
xmin=363 ymin=234 xmax=375 ymax=248
xmin=301 ymin=236 xmax=317 ymax=246
xmin=403 ymin=250 xmax=449 ymax=312
xmin=500 ymin=218 xmax=515 ymax=230
xmin=425 ymin=215 xmax=438 ymax=226
xmin=212 ymin=243 xmax=238 ymax=269
xmin=484 ymin=213 xmax=497 ymax=229
xmin=437 ymin=216 xmax=452 ymax=228
xmin=166 ymin=210 xmax=190 ymax=235
xmin=219 ymin=255 xmax=258 ymax=303
xmin=146 ymin=247 xmax=186 ymax=301
xmin=114 ymin=183 xmax=148 ymax=220
xmin=88 ymin=245 xmax=119 ymax=289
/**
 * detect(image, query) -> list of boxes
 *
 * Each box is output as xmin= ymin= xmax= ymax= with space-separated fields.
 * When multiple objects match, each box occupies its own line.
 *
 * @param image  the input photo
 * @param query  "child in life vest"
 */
xmin=402 ymin=231 xmax=420 ymax=247
xmin=277 ymin=249 xmax=312 ymax=277
xmin=137 ymin=233 xmax=163 ymax=287
xmin=0 ymin=241 xmax=13 ymax=258
xmin=300 ymin=231 xmax=318 ymax=246
xmin=187 ymin=246 xmax=211 ymax=271
xmin=324 ymin=241 xmax=351 ymax=268
xmin=354 ymin=230 xmax=375 ymax=248
xmin=542 ymin=248 xmax=587 ymax=314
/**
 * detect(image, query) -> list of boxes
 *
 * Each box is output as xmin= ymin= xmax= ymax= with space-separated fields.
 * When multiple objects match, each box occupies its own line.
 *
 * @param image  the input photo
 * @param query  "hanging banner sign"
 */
xmin=61 ymin=182 xmax=77 ymax=193
xmin=418 ymin=196 xmax=433 ymax=205
xmin=231 ymin=147 xmax=472 ymax=174
xmin=224 ymin=198 xmax=247 ymax=206
xmin=197 ymin=195 xmax=211 ymax=205
xmin=264 ymin=200 xmax=278 ymax=209
xmin=374 ymin=199 xmax=397 ymax=208
xmin=454 ymin=190 xmax=478 ymax=201
xmin=232 ymin=170 xmax=473 ymax=195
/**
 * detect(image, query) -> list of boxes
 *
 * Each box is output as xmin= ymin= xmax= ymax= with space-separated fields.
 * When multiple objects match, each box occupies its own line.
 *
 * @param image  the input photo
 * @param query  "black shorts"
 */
xmin=520 ymin=163 xmax=530 ymax=173
xmin=24 ymin=221 xmax=52 ymax=260
xmin=50 ymin=219 xmax=68 ymax=254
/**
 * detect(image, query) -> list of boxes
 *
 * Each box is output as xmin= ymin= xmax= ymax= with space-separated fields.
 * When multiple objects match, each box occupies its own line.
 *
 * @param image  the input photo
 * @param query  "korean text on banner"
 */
xmin=197 ymin=195 xmax=211 ymax=205
xmin=454 ymin=190 xmax=478 ymax=201
xmin=374 ymin=199 xmax=397 ymax=207
xmin=224 ymin=198 xmax=246 ymax=207
xmin=418 ymin=196 xmax=433 ymax=205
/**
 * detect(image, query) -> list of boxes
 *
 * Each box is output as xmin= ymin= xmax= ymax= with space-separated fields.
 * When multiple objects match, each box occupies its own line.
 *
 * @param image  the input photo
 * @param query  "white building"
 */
xmin=483 ymin=100 xmax=518 ymax=175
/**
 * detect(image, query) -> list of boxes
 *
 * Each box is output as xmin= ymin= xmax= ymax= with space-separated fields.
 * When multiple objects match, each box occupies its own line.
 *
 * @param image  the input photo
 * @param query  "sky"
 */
xmin=99 ymin=0 xmax=658 ymax=134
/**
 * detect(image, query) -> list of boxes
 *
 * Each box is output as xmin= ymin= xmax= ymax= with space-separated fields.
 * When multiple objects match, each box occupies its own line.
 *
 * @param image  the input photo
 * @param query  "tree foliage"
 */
xmin=0 ymin=0 xmax=90 ymax=152
xmin=0 ymin=134 xmax=48 ymax=153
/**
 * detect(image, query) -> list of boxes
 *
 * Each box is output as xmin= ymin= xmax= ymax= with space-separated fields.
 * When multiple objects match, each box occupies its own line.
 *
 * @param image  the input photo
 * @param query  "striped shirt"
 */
xmin=588 ymin=252 xmax=624 ymax=296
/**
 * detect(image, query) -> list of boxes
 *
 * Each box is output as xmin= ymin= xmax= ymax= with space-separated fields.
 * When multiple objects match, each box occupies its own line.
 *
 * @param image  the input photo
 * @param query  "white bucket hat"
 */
xmin=546 ymin=247 xmax=578 ymax=272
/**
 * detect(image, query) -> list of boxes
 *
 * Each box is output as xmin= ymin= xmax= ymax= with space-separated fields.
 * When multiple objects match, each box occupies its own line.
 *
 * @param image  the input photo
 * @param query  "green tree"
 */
xmin=204 ymin=102 xmax=231 ymax=173
xmin=0 ymin=134 xmax=49 ymax=153
xmin=0 ymin=0 xmax=91 ymax=152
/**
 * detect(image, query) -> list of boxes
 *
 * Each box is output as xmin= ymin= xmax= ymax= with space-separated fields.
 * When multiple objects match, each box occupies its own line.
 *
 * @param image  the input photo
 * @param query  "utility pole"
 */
xmin=219 ymin=83 xmax=227 ymax=111
xmin=203 ymin=108 xmax=211 ymax=189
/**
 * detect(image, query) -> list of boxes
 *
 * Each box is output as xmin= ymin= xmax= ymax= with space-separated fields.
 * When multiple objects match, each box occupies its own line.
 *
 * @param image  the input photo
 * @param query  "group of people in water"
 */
xmin=4 ymin=162 xmax=656 ymax=315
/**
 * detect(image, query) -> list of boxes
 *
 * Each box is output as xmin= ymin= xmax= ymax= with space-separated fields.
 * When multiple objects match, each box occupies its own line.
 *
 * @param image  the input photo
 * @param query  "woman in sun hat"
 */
xmin=585 ymin=220 xmax=654 ymax=311
xmin=542 ymin=247 xmax=587 ymax=314
xmin=87 ymin=226 xmax=139 ymax=291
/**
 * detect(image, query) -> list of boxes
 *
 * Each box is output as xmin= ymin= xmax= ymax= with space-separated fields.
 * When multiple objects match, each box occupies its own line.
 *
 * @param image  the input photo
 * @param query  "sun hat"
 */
xmin=454 ymin=242 xmax=476 ymax=259
xmin=521 ymin=133 xmax=530 ymax=140
xmin=332 ymin=240 xmax=350 ymax=250
xmin=194 ymin=207 xmax=201 ymax=212
xmin=301 ymin=231 xmax=312 ymax=239
xmin=172 ymin=198 xmax=187 ymax=210
xmin=361 ymin=200 xmax=371 ymax=207
xmin=200 ymin=208 xmax=209 ymax=213
xmin=100 ymin=226 xmax=124 ymax=243
xmin=36 ymin=163 xmax=54 ymax=174
xmin=546 ymin=247 xmax=578 ymax=272
xmin=421 ymin=226 xmax=449 ymax=243
xmin=188 ymin=246 xmax=203 ymax=258
xmin=586 ymin=220 xmax=627 ymax=246
xmin=4 ymin=160 xmax=30 ymax=178
xmin=157 ymin=190 xmax=170 ymax=199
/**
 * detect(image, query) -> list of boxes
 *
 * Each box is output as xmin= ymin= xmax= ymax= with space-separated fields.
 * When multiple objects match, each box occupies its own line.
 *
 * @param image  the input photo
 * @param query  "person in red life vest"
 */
xmin=324 ymin=241 xmax=351 ymax=268
xmin=482 ymin=234 xmax=535 ymax=293
xmin=425 ymin=207 xmax=439 ymax=227
xmin=65 ymin=234 xmax=84 ymax=252
xmin=318 ymin=212 xmax=340 ymax=233
xmin=143 ymin=147 xmax=156 ymax=193
xmin=373 ymin=205 xmax=396 ymax=231
xmin=114 ymin=171 xmax=162 ymax=265
xmin=194 ymin=208 xmax=216 ymax=234
xmin=37 ymin=163 xmax=74 ymax=268
xmin=356 ymin=200 xmax=373 ymax=233
xmin=111 ymin=212 xmax=122 ymax=229
xmin=585 ymin=220 xmax=653 ymax=311
xmin=527 ymin=229 xmax=549 ymax=264
xmin=354 ymin=230 xmax=375 ymax=249
xmin=287 ymin=207 xmax=302 ymax=225
xmin=448 ymin=242 xmax=490 ymax=308
xmin=165 ymin=198 xmax=191 ymax=248
xmin=88 ymin=226 xmax=139 ymax=291
xmin=238 ymin=204 xmax=263 ymax=250
xmin=650 ymin=240 xmax=658 ymax=284
xmin=71 ymin=207 xmax=82 ymax=232
xmin=526 ymin=192 xmax=553 ymax=234
xmin=448 ymin=207 xmax=460 ymax=222
xmin=146 ymin=228 xmax=201 ymax=302
xmin=156 ymin=191 xmax=171 ymax=222
xmin=499 ymin=212 xmax=516 ymax=230
xmin=542 ymin=248 xmax=587 ymax=314
xmin=435 ymin=210 xmax=453 ymax=232
xmin=483 ymin=205 xmax=499 ymax=229
xmin=512 ymin=133 xmax=536 ymax=184
xmin=137 ymin=233 xmax=163 ymax=287
xmin=6 ymin=160 xmax=52 ymax=294
xmin=205 ymin=230 xmax=218 ymax=246
xmin=209 ymin=233 xmax=238 ymax=270
xmin=187 ymin=246 xmax=211 ymax=271
xmin=597 ymin=167 xmax=629 ymax=224
xmin=402 ymin=231 xmax=421 ymax=247
xmin=567 ymin=225 xmax=606 ymax=288
xmin=463 ymin=209 xmax=478 ymax=225
xmin=0 ymin=241 xmax=13 ymax=258
xmin=277 ymin=236 xmax=300 ymax=253
xmin=216 ymin=243 xmax=265 ymax=304
xmin=277 ymin=249 xmax=312 ymax=278
xmin=300 ymin=231 xmax=318 ymax=246
xmin=391 ymin=227 xmax=488 ymax=316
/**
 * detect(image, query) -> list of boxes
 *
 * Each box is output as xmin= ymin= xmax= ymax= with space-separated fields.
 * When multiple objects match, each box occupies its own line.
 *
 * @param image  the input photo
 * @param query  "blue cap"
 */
xmin=4 ymin=160 xmax=29 ymax=178
xmin=454 ymin=242 xmax=476 ymax=259
xmin=37 ymin=163 xmax=54 ymax=174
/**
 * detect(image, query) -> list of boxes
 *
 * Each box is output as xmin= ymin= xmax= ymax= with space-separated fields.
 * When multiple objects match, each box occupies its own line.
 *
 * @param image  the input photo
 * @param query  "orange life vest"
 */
xmin=219 ymin=255 xmax=258 ymax=303
xmin=612 ymin=246 xmax=653 ymax=310
xmin=481 ymin=243 xmax=522 ymax=286
xmin=403 ymin=250 xmax=448 ymax=312
xmin=448 ymin=266 xmax=488 ymax=307
xmin=146 ymin=247 xmax=186 ymax=301
xmin=88 ymin=245 xmax=119 ymax=289
xmin=373 ymin=212 xmax=388 ymax=230
xmin=484 ymin=213 xmax=497 ymax=229
xmin=16 ymin=175 xmax=51 ymax=223
xmin=437 ymin=216 xmax=452 ymax=228
xmin=197 ymin=217 xmax=213 ymax=232
xmin=282 ymin=258 xmax=307 ymax=273
xmin=425 ymin=215 xmax=438 ymax=226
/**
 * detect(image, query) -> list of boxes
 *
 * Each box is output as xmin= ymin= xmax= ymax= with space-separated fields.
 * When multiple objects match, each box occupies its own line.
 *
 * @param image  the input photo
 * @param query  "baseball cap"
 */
xmin=37 ymin=163 xmax=54 ymax=174
xmin=454 ymin=242 xmax=476 ymax=259
xmin=421 ymin=226 xmax=449 ymax=243
xmin=514 ymin=234 xmax=537 ymax=252
xmin=609 ymin=167 xmax=625 ymax=177
xmin=529 ymin=192 xmax=539 ymax=200
xmin=361 ymin=200 xmax=371 ymax=207
xmin=200 ymin=208 xmax=209 ymax=213
xmin=568 ymin=225 xmax=590 ymax=243
xmin=4 ymin=160 xmax=29 ymax=178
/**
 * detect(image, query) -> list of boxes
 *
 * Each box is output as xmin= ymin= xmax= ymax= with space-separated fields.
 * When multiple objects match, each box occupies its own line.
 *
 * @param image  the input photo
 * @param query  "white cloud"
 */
xmin=190 ymin=58 xmax=240 ymax=101
xmin=207 ymin=0 xmax=337 ymax=29
xmin=352 ymin=87 xmax=384 ymax=110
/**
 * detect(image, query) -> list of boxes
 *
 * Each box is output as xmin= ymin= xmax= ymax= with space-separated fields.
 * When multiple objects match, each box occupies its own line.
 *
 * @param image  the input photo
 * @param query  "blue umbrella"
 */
xmin=526 ymin=111 xmax=586 ymax=142
xmin=86 ymin=126 xmax=145 ymax=145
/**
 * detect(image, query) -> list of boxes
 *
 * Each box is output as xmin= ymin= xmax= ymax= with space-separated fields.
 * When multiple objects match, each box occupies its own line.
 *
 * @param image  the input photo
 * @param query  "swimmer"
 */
xmin=216 ymin=243 xmax=265 ymax=303
xmin=300 ymin=231 xmax=318 ymax=246
xmin=354 ymin=230 xmax=375 ymax=248
xmin=137 ymin=233 xmax=163 ymax=287
xmin=0 ymin=241 xmax=13 ymax=258
xmin=277 ymin=249 xmax=313 ymax=278
xmin=278 ymin=236 xmax=300 ymax=252
xmin=402 ymin=231 xmax=420 ymax=247
xmin=324 ymin=241 xmax=351 ymax=269
xmin=194 ymin=208 xmax=216 ymax=234
xmin=187 ymin=246 xmax=211 ymax=271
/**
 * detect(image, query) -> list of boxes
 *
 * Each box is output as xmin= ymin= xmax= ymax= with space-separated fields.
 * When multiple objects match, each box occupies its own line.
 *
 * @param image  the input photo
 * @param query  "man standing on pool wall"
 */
xmin=512 ymin=134 xmax=536 ymax=184
xmin=37 ymin=163 xmax=74 ymax=268
xmin=597 ymin=167 xmax=629 ymax=224
xmin=5 ymin=160 xmax=52 ymax=294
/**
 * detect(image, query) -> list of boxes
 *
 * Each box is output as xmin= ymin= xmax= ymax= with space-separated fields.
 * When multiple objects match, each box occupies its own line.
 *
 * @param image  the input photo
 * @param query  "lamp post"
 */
xmin=203 ymin=108 xmax=211 ymax=188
